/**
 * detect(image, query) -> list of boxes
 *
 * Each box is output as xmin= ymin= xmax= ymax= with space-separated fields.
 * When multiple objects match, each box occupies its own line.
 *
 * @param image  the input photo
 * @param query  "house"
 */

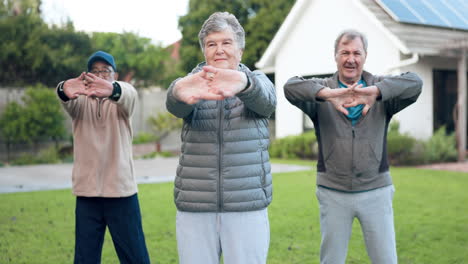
xmin=256 ymin=0 xmax=468 ymax=159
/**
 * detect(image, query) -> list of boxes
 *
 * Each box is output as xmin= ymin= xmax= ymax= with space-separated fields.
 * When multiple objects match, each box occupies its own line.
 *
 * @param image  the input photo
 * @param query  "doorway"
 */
xmin=433 ymin=69 xmax=468 ymax=148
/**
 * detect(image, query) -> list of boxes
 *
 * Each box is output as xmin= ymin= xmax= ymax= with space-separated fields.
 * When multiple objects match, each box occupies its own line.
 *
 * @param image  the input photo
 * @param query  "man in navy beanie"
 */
xmin=56 ymin=51 xmax=151 ymax=263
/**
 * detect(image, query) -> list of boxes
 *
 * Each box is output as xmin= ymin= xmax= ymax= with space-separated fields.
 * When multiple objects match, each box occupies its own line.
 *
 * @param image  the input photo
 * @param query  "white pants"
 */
xmin=176 ymin=209 xmax=270 ymax=264
xmin=316 ymin=185 xmax=397 ymax=264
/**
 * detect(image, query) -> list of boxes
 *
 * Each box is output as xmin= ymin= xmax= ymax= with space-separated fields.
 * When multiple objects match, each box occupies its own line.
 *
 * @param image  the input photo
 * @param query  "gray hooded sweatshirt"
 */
xmin=284 ymin=71 xmax=422 ymax=192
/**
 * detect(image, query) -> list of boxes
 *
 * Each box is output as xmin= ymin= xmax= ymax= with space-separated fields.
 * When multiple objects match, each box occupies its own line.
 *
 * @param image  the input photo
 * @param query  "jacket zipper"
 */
xmin=218 ymin=100 xmax=224 ymax=211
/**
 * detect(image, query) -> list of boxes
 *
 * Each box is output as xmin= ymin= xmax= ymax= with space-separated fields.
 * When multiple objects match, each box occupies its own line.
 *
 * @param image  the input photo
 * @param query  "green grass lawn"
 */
xmin=1 ymin=161 xmax=467 ymax=263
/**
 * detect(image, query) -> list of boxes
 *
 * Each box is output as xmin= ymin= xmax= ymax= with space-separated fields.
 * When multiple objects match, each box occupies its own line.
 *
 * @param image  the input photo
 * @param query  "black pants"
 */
xmin=74 ymin=194 xmax=150 ymax=264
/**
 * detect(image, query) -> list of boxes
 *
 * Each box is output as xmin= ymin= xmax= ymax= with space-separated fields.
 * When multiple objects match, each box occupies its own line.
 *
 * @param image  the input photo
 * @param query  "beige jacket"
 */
xmin=57 ymin=81 xmax=138 ymax=197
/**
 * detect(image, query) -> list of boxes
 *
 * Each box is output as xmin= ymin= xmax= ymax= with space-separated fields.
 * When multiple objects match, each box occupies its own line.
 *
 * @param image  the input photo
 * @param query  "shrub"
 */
xmin=58 ymin=144 xmax=74 ymax=163
xmin=270 ymin=131 xmax=317 ymax=159
xmin=386 ymin=121 xmax=421 ymax=165
xmin=22 ymin=86 xmax=67 ymax=144
xmin=0 ymin=86 xmax=67 ymax=162
xmin=133 ymin=132 xmax=156 ymax=144
xmin=386 ymin=122 xmax=457 ymax=166
xmin=139 ymin=151 xmax=175 ymax=159
xmin=270 ymin=122 xmax=457 ymax=166
xmin=422 ymin=126 xmax=457 ymax=163
xmin=147 ymin=112 xmax=182 ymax=143
xmin=11 ymin=146 xmax=61 ymax=166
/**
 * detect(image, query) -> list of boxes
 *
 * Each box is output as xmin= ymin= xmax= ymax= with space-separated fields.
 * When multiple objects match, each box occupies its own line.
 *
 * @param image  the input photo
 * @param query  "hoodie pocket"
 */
xmin=353 ymin=139 xmax=382 ymax=174
xmin=323 ymin=139 xmax=353 ymax=176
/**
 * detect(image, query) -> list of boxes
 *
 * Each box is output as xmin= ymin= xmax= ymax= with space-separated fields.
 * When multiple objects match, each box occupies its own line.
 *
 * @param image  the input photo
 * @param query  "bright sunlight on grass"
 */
xmin=0 ymin=162 xmax=467 ymax=263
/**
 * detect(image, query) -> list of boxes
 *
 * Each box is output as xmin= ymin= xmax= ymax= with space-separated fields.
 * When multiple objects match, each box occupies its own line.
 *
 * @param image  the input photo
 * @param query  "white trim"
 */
xmin=354 ymin=0 xmax=411 ymax=54
xmin=387 ymin=53 xmax=419 ymax=73
xmin=255 ymin=0 xmax=309 ymax=70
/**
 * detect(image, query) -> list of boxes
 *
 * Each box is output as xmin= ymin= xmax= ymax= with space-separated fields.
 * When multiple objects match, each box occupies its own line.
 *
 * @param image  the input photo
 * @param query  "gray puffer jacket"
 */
xmin=166 ymin=62 xmax=276 ymax=212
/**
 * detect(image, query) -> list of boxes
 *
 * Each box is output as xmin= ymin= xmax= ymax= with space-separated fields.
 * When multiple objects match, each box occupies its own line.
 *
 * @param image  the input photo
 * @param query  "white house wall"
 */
xmin=393 ymin=62 xmax=433 ymax=140
xmin=274 ymin=0 xmax=402 ymax=138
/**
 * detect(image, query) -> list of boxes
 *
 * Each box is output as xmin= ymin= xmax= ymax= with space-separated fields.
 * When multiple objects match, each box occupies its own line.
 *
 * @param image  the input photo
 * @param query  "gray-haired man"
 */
xmin=284 ymin=30 xmax=422 ymax=263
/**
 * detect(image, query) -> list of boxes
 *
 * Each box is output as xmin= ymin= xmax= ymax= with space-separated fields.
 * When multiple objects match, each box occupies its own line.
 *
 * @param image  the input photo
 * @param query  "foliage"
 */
xmin=1 ymin=0 xmax=293 ymax=88
xmin=147 ymin=111 xmax=182 ymax=142
xmin=140 ymin=151 xmax=175 ymax=159
xmin=1 ymin=166 xmax=467 ymax=263
xmin=0 ymin=0 xmax=174 ymax=88
xmin=269 ymin=121 xmax=458 ymax=166
xmin=0 ymin=101 xmax=29 ymax=144
xmin=422 ymin=126 xmax=457 ymax=163
xmin=10 ymin=146 xmax=61 ymax=165
xmin=178 ymin=0 xmax=294 ymax=72
xmin=0 ymin=0 xmax=91 ymax=87
xmin=160 ymin=52 xmax=186 ymax=89
xmin=133 ymin=132 xmax=157 ymax=145
xmin=90 ymin=32 xmax=171 ymax=87
xmin=242 ymin=0 xmax=295 ymax=68
xmin=386 ymin=121 xmax=421 ymax=165
xmin=21 ymin=85 xmax=67 ymax=144
xmin=0 ymin=85 xmax=67 ymax=161
xmin=0 ymin=100 xmax=30 ymax=162
xmin=387 ymin=122 xmax=457 ymax=165
xmin=269 ymin=131 xmax=318 ymax=159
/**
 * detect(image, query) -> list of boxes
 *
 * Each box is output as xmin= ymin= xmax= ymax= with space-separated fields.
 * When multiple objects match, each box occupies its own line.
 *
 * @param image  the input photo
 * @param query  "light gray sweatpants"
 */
xmin=176 ymin=208 xmax=270 ymax=264
xmin=316 ymin=185 xmax=397 ymax=264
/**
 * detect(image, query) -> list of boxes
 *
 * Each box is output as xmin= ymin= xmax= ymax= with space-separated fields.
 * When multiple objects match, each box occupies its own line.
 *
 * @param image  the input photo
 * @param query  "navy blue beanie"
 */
xmin=87 ymin=51 xmax=117 ymax=72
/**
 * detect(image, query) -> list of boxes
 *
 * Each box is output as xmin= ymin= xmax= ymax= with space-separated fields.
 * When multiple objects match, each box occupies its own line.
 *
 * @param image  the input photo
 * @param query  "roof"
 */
xmin=365 ymin=0 xmax=468 ymax=55
xmin=256 ymin=0 xmax=468 ymax=71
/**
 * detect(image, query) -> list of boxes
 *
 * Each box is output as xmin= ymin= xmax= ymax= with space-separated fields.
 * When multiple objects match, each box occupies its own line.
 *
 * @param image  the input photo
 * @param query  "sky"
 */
xmin=41 ymin=0 xmax=189 ymax=47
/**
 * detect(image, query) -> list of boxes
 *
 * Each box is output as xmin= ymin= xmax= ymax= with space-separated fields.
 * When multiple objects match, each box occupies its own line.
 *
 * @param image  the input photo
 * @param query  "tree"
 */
xmin=242 ymin=0 xmax=295 ymax=69
xmin=178 ymin=0 xmax=251 ymax=74
xmin=177 ymin=0 xmax=294 ymax=72
xmin=1 ymin=0 xmax=173 ymax=88
xmin=0 ymin=0 xmax=92 ymax=87
xmin=91 ymin=32 xmax=171 ymax=88
xmin=147 ymin=111 xmax=182 ymax=152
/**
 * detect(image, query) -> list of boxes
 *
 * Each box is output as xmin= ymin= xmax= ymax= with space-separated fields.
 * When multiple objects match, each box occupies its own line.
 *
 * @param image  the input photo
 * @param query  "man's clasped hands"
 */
xmin=316 ymin=82 xmax=381 ymax=116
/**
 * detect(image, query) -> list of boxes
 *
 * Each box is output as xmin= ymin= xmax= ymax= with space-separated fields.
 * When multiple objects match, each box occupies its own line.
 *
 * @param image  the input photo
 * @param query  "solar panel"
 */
xmin=377 ymin=0 xmax=468 ymax=31
xmin=431 ymin=0 xmax=467 ymax=29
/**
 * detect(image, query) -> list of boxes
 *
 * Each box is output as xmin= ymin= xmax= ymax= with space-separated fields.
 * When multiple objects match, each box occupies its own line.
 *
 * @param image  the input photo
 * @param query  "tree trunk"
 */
xmin=156 ymin=141 xmax=162 ymax=153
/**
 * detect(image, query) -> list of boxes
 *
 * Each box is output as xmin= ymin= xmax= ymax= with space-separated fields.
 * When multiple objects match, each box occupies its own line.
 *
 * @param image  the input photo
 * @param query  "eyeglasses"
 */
xmin=89 ymin=69 xmax=113 ymax=77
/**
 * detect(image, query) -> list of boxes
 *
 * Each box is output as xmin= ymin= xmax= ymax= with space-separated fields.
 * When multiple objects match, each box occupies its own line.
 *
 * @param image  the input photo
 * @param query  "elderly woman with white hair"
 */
xmin=166 ymin=11 xmax=277 ymax=264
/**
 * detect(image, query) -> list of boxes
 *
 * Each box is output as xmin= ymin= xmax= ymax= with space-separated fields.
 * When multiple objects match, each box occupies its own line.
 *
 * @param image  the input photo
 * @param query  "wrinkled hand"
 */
xmin=173 ymin=70 xmax=225 ymax=105
xmin=316 ymin=83 xmax=361 ymax=115
xmin=344 ymin=85 xmax=380 ymax=115
xmin=203 ymin=65 xmax=248 ymax=97
xmin=82 ymin=72 xmax=113 ymax=98
xmin=63 ymin=73 xmax=88 ymax=99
